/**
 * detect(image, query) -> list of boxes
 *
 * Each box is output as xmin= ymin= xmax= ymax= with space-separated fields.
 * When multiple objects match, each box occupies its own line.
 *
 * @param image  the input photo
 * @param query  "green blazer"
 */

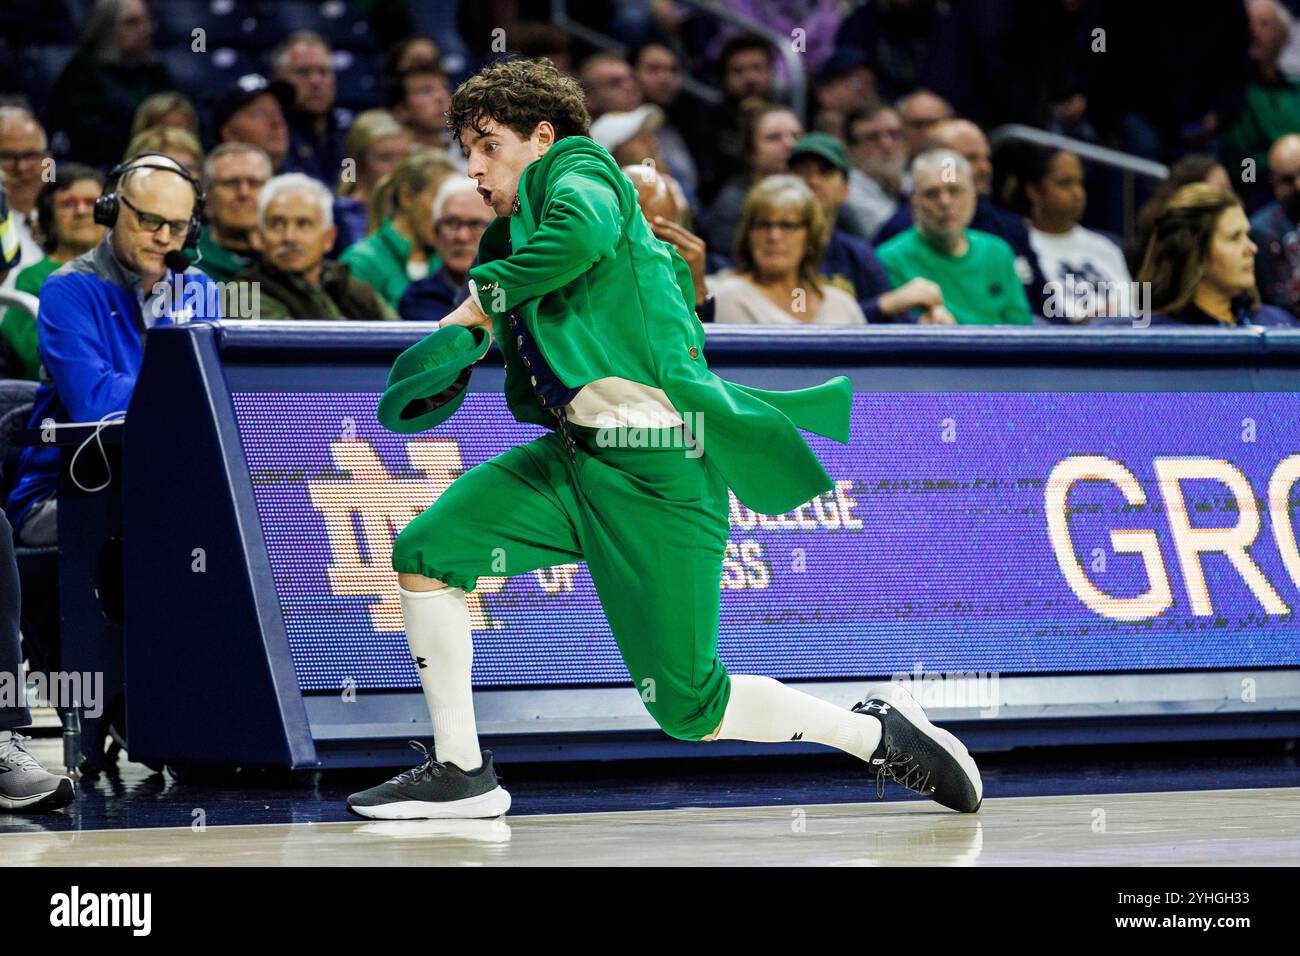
xmin=467 ymin=136 xmax=852 ymax=516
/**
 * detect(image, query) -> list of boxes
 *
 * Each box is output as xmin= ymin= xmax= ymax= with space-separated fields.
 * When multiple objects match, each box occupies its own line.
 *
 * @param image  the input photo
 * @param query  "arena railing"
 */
xmin=989 ymin=124 xmax=1169 ymax=244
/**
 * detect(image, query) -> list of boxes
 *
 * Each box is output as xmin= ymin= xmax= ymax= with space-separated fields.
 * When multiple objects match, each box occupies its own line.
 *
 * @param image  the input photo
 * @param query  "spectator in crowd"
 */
xmin=397 ymin=177 xmax=493 ymax=321
xmin=235 ymin=174 xmax=396 ymax=322
xmin=876 ymin=118 xmax=1044 ymax=309
xmin=129 ymin=91 xmax=200 ymax=142
xmin=386 ymin=59 xmax=461 ymax=165
xmin=811 ymin=49 xmax=877 ymax=140
xmin=214 ymin=74 xmax=295 ymax=174
xmin=1251 ymin=133 xmax=1300 ymax=315
xmin=700 ymin=102 xmax=803 ymax=258
xmin=877 ymin=149 xmax=1032 ymax=325
xmin=1223 ymin=0 xmax=1300 ymax=205
xmin=0 ymin=107 xmax=49 ymax=289
xmin=0 ymin=179 xmax=74 ymax=809
xmin=712 ymin=1 xmax=845 ymax=77
xmin=632 ymin=43 xmax=700 ymax=200
xmin=844 ymin=102 xmax=907 ymax=239
xmin=590 ymin=105 xmax=700 ymax=210
xmin=45 ymin=0 xmax=174 ymax=168
xmin=710 ymin=175 xmax=867 ymax=325
xmin=1127 ymin=154 xmax=1235 ymax=273
xmin=189 ymin=143 xmax=273 ymax=284
xmin=896 ymin=89 xmax=954 ymax=160
xmin=335 ymin=110 xmax=414 ymax=246
xmin=591 ymin=105 xmax=668 ymax=171
xmin=621 ymin=163 xmax=717 ymax=319
xmin=510 ymin=23 xmax=575 ymax=76
xmin=1 ymin=164 xmax=106 ymax=380
xmin=340 ymin=150 xmax=457 ymax=309
xmin=1017 ymin=147 xmax=1133 ymax=323
xmin=273 ymin=31 xmax=347 ymax=186
xmin=383 ymin=35 xmax=442 ymax=79
xmin=789 ymin=133 xmax=940 ymax=322
xmin=697 ymin=34 xmax=779 ymax=203
xmin=5 ymin=155 xmax=219 ymax=547
xmin=578 ymin=52 xmax=643 ymax=120
xmin=1138 ymin=183 xmax=1296 ymax=326
xmin=123 ymin=125 xmax=204 ymax=180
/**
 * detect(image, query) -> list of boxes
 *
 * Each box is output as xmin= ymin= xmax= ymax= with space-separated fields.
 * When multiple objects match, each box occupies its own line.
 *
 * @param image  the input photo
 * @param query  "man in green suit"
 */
xmin=348 ymin=58 xmax=982 ymax=820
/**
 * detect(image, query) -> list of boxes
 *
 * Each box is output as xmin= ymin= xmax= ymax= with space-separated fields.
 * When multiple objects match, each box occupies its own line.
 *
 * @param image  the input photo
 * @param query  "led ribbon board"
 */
xmin=231 ymin=391 xmax=1300 ymax=692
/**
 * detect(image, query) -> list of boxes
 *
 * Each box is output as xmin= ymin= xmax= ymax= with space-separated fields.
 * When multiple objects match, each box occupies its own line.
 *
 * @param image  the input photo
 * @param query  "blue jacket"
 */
xmin=821 ymin=228 xmax=905 ymax=323
xmin=5 ymin=238 xmax=220 ymax=530
xmin=397 ymin=268 xmax=468 ymax=322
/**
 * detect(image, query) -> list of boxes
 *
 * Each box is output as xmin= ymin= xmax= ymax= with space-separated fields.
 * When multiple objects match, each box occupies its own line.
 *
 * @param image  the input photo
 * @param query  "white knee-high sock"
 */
xmin=714 ymin=674 xmax=882 ymax=761
xmin=398 ymin=584 xmax=483 ymax=772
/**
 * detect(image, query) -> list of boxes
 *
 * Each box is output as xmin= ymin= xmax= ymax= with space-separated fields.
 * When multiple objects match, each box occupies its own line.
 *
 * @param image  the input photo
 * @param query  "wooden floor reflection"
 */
xmin=3 ymin=787 xmax=1298 ymax=866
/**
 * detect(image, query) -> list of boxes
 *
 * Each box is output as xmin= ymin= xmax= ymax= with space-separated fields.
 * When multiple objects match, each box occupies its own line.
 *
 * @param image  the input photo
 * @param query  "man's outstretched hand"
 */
xmin=439 ymin=294 xmax=494 ymax=347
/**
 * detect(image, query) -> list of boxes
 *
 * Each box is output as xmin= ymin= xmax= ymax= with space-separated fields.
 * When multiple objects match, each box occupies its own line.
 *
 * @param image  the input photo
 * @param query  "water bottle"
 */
xmin=62 ymin=703 xmax=82 ymax=778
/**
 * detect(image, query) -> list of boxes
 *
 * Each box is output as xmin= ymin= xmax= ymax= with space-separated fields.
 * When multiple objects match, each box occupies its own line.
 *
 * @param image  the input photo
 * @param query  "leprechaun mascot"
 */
xmin=347 ymin=58 xmax=982 ymax=819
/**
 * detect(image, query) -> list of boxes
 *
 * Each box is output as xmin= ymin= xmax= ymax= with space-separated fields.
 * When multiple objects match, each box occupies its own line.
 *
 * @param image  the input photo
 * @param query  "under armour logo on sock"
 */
xmin=790 ymin=732 xmax=804 ymax=741
xmin=414 ymin=656 xmax=427 ymax=669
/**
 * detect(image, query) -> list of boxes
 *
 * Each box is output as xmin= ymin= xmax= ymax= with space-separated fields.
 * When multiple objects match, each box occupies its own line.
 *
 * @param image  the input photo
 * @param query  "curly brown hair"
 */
xmin=447 ymin=57 xmax=590 ymax=148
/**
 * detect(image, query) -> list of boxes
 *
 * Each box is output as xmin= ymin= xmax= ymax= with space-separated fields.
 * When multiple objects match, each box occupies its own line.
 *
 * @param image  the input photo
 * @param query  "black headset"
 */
xmin=94 ymin=152 xmax=205 ymax=249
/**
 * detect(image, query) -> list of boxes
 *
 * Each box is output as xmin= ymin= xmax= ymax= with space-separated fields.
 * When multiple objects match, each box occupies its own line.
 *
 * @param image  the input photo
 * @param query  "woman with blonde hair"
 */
xmin=1138 ymin=183 xmax=1297 ymax=327
xmin=710 ymin=174 xmax=866 ymax=324
xmin=334 ymin=110 xmax=414 ymax=245
xmin=130 ymin=91 xmax=200 ymax=140
xmin=123 ymin=125 xmax=204 ymax=179
xmin=339 ymin=148 xmax=457 ymax=307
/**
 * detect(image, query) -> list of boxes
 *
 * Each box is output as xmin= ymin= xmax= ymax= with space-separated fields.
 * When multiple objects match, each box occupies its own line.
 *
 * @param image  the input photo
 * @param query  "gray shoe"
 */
xmin=347 ymin=742 xmax=511 ymax=820
xmin=0 ymin=731 xmax=75 ymax=811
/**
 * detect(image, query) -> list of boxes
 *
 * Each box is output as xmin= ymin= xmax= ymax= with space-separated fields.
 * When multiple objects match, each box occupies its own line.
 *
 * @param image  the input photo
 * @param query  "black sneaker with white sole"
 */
xmin=0 ymin=731 xmax=75 ymax=811
xmin=853 ymin=684 xmax=983 ymax=813
xmin=346 ymin=742 xmax=511 ymax=820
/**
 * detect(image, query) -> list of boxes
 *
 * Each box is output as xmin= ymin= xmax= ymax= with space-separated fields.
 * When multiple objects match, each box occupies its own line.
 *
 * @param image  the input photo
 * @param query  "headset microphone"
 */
xmin=164 ymin=250 xmax=191 ymax=273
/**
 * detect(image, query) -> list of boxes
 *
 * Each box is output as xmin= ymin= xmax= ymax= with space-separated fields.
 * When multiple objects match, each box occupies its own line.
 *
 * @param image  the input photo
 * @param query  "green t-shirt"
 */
xmin=1 ymin=256 xmax=61 ymax=380
xmin=877 ymin=227 xmax=1032 ymax=325
xmin=339 ymin=219 xmax=439 ymax=308
xmin=186 ymin=225 xmax=253 ymax=284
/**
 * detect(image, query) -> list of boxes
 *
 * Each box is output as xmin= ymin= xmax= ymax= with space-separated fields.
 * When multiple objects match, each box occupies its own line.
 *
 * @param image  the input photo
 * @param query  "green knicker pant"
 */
xmin=390 ymin=423 xmax=733 ymax=741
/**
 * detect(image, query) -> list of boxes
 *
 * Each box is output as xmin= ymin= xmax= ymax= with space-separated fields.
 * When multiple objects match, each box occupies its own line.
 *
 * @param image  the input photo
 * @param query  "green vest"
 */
xmin=188 ymin=226 xmax=253 ymax=284
xmin=340 ymin=219 xmax=438 ymax=307
xmin=467 ymin=136 xmax=851 ymax=516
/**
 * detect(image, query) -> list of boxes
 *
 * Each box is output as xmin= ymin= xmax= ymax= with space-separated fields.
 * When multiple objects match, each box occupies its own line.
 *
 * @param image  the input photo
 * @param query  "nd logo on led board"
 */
xmin=1046 ymin=455 xmax=1300 ymax=621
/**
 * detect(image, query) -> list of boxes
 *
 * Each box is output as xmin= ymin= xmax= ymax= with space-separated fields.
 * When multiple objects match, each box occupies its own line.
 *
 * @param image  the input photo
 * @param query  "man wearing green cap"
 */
xmin=347 ymin=58 xmax=983 ymax=820
xmin=788 ymin=132 xmax=946 ymax=323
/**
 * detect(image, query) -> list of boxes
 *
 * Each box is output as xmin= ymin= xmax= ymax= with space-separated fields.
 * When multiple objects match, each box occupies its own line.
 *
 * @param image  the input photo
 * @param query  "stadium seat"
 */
xmin=158 ymin=46 xmax=266 ymax=109
xmin=332 ymin=50 xmax=384 ymax=111
xmin=152 ymin=0 xmax=270 ymax=51
xmin=262 ymin=1 xmax=378 ymax=54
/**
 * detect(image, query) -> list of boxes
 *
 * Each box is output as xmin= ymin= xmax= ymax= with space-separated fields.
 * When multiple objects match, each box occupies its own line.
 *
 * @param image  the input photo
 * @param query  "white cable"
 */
xmin=67 ymin=411 xmax=127 ymax=494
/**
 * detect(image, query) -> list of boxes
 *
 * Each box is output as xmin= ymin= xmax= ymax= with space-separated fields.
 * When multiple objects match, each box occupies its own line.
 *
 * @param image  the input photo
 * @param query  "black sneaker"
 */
xmin=853 ymin=684 xmax=983 ymax=813
xmin=346 ymin=742 xmax=511 ymax=820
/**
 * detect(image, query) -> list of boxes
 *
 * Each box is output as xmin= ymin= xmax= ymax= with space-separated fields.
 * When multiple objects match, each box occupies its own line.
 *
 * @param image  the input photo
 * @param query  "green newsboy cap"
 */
xmin=377 ymin=324 xmax=492 ymax=434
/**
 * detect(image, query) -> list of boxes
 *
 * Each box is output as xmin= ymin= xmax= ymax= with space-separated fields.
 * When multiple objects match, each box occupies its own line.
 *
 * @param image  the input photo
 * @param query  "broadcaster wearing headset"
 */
xmin=4 ymin=153 xmax=222 ymax=547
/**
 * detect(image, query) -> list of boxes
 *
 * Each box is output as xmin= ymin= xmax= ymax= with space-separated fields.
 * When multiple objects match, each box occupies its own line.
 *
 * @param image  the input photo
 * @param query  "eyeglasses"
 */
xmin=0 ymin=151 xmax=43 ymax=168
xmin=436 ymin=217 xmax=492 ymax=235
xmin=119 ymin=194 xmax=190 ymax=237
xmin=54 ymin=196 xmax=97 ymax=212
xmin=212 ymin=176 xmax=268 ymax=191
xmin=751 ymin=219 xmax=807 ymax=234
